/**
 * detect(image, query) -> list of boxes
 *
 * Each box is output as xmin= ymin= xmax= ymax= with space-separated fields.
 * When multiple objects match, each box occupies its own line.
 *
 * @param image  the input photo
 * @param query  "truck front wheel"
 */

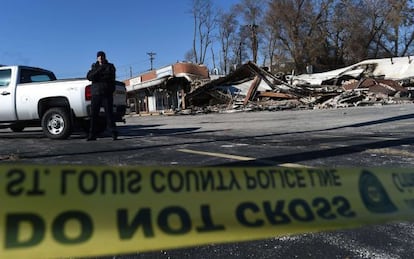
xmin=41 ymin=108 xmax=72 ymax=139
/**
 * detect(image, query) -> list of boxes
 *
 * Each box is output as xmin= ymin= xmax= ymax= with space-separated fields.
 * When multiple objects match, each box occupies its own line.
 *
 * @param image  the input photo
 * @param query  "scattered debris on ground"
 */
xmin=0 ymin=154 xmax=20 ymax=161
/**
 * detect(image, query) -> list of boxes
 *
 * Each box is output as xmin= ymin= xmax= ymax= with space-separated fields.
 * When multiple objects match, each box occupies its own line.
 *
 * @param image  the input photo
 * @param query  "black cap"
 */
xmin=97 ymin=51 xmax=106 ymax=58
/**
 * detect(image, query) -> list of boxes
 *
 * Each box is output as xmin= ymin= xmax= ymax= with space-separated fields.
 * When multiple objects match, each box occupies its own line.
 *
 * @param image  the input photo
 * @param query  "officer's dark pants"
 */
xmin=89 ymin=94 xmax=117 ymax=137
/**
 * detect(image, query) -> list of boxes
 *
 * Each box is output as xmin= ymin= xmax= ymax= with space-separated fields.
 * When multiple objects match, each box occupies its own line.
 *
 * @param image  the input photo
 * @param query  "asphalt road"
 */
xmin=1 ymin=104 xmax=414 ymax=258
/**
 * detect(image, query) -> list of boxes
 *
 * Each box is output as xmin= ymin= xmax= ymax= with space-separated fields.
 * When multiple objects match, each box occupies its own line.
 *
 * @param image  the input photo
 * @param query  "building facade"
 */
xmin=124 ymin=62 xmax=209 ymax=114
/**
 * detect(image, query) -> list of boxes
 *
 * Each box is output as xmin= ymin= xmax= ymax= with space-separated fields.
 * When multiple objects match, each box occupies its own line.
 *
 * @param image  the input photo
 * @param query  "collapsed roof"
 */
xmin=185 ymin=62 xmax=309 ymax=107
xmin=289 ymin=56 xmax=414 ymax=86
xmin=185 ymin=57 xmax=414 ymax=112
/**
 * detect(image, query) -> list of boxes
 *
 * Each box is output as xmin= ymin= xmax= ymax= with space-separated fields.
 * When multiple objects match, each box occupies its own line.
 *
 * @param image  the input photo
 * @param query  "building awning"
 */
xmin=126 ymin=76 xmax=169 ymax=93
xmin=125 ymin=62 xmax=210 ymax=94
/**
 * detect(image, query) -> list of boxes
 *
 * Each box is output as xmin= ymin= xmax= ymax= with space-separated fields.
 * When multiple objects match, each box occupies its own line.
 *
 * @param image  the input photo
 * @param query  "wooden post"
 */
xmin=243 ymin=75 xmax=262 ymax=105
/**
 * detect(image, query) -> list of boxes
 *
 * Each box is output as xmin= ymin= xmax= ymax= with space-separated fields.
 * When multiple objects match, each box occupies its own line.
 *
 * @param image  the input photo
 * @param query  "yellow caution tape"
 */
xmin=1 ymin=165 xmax=414 ymax=258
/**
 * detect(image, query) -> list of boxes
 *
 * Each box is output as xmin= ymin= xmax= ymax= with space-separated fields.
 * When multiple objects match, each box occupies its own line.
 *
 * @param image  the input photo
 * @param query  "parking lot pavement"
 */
xmin=1 ymin=104 xmax=414 ymax=258
xmin=2 ymin=103 xmax=414 ymax=168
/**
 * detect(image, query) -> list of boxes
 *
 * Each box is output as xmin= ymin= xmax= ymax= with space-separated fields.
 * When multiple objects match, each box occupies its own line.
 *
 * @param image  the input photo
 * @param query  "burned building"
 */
xmin=125 ymin=62 xmax=210 ymax=114
xmin=185 ymin=58 xmax=414 ymax=112
xmin=125 ymin=57 xmax=414 ymax=115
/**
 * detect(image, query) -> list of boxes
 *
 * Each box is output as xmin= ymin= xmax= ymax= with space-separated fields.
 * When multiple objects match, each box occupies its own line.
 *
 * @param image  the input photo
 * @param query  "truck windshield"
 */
xmin=0 ymin=69 xmax=11 ymax=87
xmin=19 ymin=68 xmax=56 ymax=83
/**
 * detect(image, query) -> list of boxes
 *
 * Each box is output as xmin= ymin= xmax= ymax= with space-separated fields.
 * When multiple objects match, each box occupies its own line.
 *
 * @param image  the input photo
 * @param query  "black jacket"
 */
xmin=87 ymin=61 xmax=116 ymax=96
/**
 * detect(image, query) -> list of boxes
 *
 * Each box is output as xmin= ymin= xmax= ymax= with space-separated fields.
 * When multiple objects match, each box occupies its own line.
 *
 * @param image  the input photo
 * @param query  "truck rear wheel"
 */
xmin=41 ymin=107 xmax=72 ymax=139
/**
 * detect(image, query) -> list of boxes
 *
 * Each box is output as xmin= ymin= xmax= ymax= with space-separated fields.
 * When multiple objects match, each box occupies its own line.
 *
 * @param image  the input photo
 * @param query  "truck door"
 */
xmin=0 ymin=68 xmax=17 ymax=121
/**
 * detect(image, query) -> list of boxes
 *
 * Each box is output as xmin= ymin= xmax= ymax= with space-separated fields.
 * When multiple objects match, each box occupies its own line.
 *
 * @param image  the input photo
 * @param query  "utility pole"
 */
xmin=147 ymin=52 xmax=156 ymax=70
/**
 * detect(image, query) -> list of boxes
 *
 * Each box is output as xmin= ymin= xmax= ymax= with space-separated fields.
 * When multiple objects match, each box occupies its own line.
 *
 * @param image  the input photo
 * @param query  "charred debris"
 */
xmin=183 ymin=58 xmax=414 ymax=114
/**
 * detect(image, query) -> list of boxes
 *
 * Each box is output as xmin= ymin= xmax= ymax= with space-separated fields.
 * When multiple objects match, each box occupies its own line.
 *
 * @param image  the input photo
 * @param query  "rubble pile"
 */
xmin=311 ymin=77 xmax=411 ymax=109
xmin=183 ymin=58 xmax=414 ymax=114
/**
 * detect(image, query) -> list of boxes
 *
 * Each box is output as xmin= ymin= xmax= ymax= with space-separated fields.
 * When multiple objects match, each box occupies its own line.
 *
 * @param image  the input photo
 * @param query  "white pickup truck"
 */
xmin=0 ymin=65 xmax=127 ymax=139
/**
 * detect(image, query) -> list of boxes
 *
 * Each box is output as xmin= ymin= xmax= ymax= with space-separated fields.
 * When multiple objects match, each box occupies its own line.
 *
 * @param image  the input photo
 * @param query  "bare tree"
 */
xmin=266 ymin=0 xmax=334 ymax=72
xmin=262 ymin=1 xmax=286 ymax=72
xmin=336 ymin=0 xmax=390 ymax=62
xmin=189 ymin=0 xmax=216 ymax=64
xmin=187 ymin=0 xmax=414 ymax=74
xmin=234 ymin=0 xmax=266 ymax=64
xmin=380 ymin=0 xmax=414 ymax=57
xmin=217 ymin=8 xmax=238 ymax=74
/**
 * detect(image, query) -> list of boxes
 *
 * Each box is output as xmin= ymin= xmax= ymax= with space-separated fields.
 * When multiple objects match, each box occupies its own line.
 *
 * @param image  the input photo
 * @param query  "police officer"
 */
xmin=86 ymin=51 xmax=118 ymax=141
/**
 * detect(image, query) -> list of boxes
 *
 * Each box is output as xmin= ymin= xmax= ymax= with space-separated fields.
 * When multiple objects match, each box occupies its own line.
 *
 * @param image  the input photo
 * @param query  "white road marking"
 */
xmin=177 ymin=148 xmax=312 ymax=168
xmin=178 ymin=148 xmax=253 ymax=161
